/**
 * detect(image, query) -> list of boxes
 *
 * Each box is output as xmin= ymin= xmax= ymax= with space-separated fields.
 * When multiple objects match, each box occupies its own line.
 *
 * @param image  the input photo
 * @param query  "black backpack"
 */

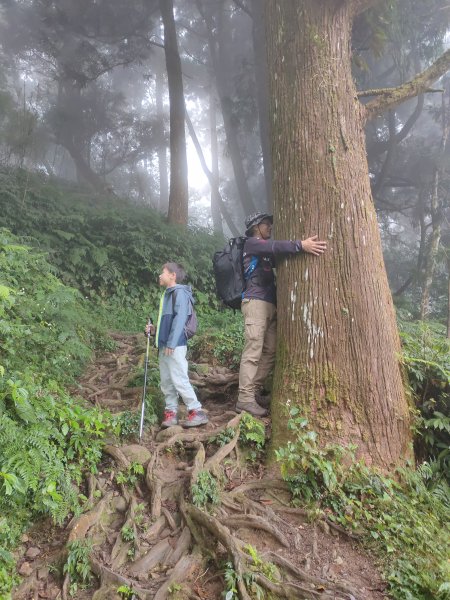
xmin=212 ymin=237 xmax=247 ymax=309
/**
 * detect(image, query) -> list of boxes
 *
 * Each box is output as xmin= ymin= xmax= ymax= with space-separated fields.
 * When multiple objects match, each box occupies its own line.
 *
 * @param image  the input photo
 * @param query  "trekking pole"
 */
xmin=139 ymin=317 xmax=153 ymax=442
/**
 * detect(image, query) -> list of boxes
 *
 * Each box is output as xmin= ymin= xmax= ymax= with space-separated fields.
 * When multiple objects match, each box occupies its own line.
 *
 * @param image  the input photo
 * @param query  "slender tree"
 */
xmin=209 ymin=89 xmax=224 ymax=234
xmin=160 ymin=0 xmax=189 ymax=225
xmin=265 ymin=0 xmax=450 ymax=468
xmin=155 ymin=66 xmax=169 ymax=213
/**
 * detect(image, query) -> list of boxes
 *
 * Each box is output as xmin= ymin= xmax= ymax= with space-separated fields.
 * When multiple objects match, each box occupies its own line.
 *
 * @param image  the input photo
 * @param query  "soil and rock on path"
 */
xmin=13 ymin=332 xmax=388 ymax=600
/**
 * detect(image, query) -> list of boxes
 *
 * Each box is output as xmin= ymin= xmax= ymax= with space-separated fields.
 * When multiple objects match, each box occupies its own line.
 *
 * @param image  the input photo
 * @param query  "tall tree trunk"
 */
xmin=186 ymin=110 xmax=239 ymax=237
xmin=265 ymin=0 xmax=412 ymax=469
xmin=160 ymin=0 xmax=189 ymax=226
xmin=251 ymin=0 xmax=272 ymax=210
xmin=156 ymin=67 xmax=169 ymax=214
xmin=209 ymin=89 xmax=224 ymax=234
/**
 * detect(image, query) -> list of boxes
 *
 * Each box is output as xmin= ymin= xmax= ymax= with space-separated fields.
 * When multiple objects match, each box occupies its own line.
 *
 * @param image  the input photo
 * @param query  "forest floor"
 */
xmin=12 ymin=332 xmax=389 ymax=600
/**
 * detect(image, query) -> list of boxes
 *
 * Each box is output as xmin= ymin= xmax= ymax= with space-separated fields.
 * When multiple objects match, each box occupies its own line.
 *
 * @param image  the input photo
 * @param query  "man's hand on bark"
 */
xmin=301 ymin=235 xmax=327 ymax=256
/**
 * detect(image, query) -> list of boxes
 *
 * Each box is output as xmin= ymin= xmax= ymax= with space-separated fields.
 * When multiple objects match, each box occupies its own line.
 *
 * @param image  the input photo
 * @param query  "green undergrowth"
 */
xmin=0 ymin=230 xmax=118 ymax=598
xmin=277 ymin=409 xmax=450 ymax=600
xmin=0 ymin=167 xmax=223 ymax=332
xmin=189 ymin=311 xmax=244 ymax=370
xmin=399 ymin=318 xmax=450 ymax=479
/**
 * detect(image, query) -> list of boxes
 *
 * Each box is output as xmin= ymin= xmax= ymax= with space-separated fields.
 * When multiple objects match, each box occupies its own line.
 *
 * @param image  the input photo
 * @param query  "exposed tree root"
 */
xmin=185 ymin=504 xmax=253 ymax=600
xmin=91 ymin=558 xmax=154 ymax=599
xmin=263 ymin=551 xmax=360 ymax=598
xmin=153 ymin=552 xmax=203 ymax=600
xmin=219 ymin=513 xmax=290 ymax=547
xmin=18 ymin=339 xmax=377 ymax=600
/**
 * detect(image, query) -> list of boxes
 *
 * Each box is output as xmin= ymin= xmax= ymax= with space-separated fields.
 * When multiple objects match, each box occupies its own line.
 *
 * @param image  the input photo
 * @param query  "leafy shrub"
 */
xmin=191 ymin=470 xmax=220 ymax=508
xmin=0 ymin=168 xmax=224 ymax=333
xmin=0 ymin=228 xmax=111 ymax=379
xmin=277 ymin=409 xmax=450 ymax=600
xmin=63 ymin=539 xmax=93 ymax=595
xmin=189 ymin=312 xmax=243 ymax=370
xmin=0 ymin=230 xmax=116 ymax=597
xmin=399 ymin=319 xmax=450 ymax=479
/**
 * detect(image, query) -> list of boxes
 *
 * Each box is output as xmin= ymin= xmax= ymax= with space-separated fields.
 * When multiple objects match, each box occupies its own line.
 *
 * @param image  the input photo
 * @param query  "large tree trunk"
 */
xmin=55 ymin=81 xmax=108 ymax=193
xmin=251 ymin=0 xmax=272 ymax=210
xmin=265 ymin=0 xmax=412 ymax=469
xmin=160 ymin=0 xmax=189 ymax=226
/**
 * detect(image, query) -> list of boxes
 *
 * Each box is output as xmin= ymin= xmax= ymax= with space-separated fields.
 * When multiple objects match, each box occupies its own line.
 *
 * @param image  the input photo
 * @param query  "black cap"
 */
xmin=244 ymin=212 xmax=273 ymax=236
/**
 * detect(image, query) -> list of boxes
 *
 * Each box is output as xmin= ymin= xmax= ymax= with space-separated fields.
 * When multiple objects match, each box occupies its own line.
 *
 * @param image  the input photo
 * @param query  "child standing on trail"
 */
xmin=146 ymin=262 xmax=208 ymax=428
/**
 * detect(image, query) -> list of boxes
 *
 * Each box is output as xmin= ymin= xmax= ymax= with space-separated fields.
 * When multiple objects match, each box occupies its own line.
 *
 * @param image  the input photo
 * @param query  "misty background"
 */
xmin=0 ymin=0 xmax=449 ymax=322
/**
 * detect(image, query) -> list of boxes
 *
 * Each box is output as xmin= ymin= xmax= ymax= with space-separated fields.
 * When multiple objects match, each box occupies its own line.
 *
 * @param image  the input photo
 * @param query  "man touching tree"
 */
xmin=236 ymin=212 xmax=327 ymax=417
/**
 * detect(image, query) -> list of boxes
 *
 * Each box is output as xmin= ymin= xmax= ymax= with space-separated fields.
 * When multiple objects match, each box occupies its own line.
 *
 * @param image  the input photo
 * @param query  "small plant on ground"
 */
xmin=115 ymin=462 xmax=145 ymax=488
xmin=63 ymin=539 xmax=93 ymax=596
xmin=191 ymin=470 xmax=220 ymax=508
xmin=239 ymin=413 xmax=266 ymax=462
xmin=121 ymin=525 xmax=135 ymax=543
xmin=117 ymin=584 xmax=139 ymax=599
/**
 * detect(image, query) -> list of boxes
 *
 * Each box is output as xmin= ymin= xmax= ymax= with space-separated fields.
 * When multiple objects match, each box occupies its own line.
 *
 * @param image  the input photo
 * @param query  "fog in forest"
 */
xmin=0 ymin=0 xmax=449 ymax=318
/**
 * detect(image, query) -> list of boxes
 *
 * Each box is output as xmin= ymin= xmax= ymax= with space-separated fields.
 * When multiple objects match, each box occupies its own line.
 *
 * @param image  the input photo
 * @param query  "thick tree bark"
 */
xmin=265 ymin=0 xmax=412 ymax=468
xmin=160 ymin=0 xmax=189 ymax=226
xmin=155 ymin=67 xmax=169 ymax=214
xmin=251 ymin=0 xmax=272 ymax=210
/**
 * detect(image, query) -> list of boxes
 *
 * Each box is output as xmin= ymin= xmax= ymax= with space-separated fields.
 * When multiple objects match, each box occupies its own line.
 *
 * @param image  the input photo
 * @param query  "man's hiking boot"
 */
xmin=161 ymin=410 xmax=178 ymax=428
xmin=255 ymin=393 xmax=271 ymax=409
xmin=183 ymin=409 xmax=209 ymax=428
xmin=235 ymin=400 xmax=268 ymax=417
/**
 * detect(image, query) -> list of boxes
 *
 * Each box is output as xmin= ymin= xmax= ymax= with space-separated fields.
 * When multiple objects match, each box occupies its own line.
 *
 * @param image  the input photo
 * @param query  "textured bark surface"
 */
xmin=160 ymin=0 xmax=189 ymax=226
xmin=265 ymin=0 xmax=412 ymax=468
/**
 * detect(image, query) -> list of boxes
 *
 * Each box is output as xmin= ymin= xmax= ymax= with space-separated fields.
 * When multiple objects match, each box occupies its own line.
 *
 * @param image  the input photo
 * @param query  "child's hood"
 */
xmin=168 ymin=284 xmax=195 ymax=305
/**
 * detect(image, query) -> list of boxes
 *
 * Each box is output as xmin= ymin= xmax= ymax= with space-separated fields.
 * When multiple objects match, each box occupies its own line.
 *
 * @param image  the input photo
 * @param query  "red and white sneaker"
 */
xmin=161 ymin=410 xmax=178 ymax=428
xmin=183 ymin=409 xmax=208 ymax=428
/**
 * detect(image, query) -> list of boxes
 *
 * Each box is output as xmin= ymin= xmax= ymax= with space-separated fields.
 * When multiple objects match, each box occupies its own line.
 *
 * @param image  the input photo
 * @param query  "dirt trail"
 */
xmin=13 ymin=333 xmax=388 ymax=600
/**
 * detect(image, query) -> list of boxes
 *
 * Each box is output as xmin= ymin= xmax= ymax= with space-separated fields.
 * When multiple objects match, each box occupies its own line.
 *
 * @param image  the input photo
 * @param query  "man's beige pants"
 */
xmin=238 ymin=298 xmax=277 ymax=404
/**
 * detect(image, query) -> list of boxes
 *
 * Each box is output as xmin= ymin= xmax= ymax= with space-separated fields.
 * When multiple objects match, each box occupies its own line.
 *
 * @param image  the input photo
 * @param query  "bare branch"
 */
xmin=364 ymin=49 xmax=450 ymax=120
xmin=358 ymin=87 xmax=443 ymax=98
